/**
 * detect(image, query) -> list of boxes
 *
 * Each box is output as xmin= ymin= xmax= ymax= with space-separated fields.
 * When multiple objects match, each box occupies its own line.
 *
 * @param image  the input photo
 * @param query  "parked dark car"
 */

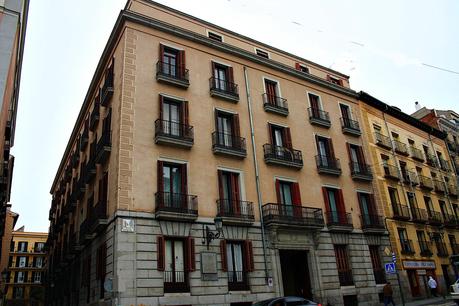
xmin=253 ymin=296 xmax=321 ymax=306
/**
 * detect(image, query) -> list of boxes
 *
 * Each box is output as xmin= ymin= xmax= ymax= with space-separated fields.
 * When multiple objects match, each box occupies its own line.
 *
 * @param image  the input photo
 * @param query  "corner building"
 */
xmin=358 ymin=92 xmax=459 ymax=300
xmin=47 ymin=1 xmax=392 ymax=305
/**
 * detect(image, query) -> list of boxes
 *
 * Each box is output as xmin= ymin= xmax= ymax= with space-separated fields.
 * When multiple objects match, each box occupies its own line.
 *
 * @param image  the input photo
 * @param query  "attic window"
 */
xmin=295 ymin=63 xmax=310 ymax=74
xmin=208 ymin=31 xmax=223 ymax=42
xmin=328 ymin=75 xmax=342 ymax=86
xmin=255 ymin=48 xmax=269 ymax=59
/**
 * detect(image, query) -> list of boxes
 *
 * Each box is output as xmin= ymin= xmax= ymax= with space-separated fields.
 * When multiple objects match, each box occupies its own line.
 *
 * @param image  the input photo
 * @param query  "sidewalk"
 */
xmin=401 ymin=296 xmax=455 ymax=306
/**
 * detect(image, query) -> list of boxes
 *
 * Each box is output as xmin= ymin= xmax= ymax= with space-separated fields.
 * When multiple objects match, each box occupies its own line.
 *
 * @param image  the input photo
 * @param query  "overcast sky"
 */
xmin=11 ymin=0 xmax=459 ymax=232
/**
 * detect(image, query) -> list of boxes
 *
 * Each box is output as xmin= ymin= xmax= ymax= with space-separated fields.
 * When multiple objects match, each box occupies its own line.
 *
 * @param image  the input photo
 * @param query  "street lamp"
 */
xmin=202 ymin=217 xmax=223 ymax=249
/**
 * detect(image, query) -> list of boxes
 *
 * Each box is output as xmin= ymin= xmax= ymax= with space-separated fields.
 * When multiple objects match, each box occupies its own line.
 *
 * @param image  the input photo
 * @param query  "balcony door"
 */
xmin=323 ymin=187 xmax=345 ymax=224
xmin=265 ymin=79 xmax=279 ymax=105
xmin=358 ymin=192 xmax=375 ymax=226
xmin=158 ymin=162 xmax=187 ymax=209
xmin=308 ymin=93 xmax=321 ymax=118
xmin=162 ymin=99 xmax=181 ymax=136
xmin=213 ymin=62 xmax=231 ymax=91
xmin=226 ymin=242 xmax=244 ymax=283
xmin=218 ymin=170 xmax=241 ymax=215
xmin=347 ymin=144 xmax=365 ymax=172
xmin=163 ymin=47 xmax=178 ymax=77
xmin=269 ymin=124 xmax=292 ymax=157
xmin=316 ymin=136 xmax=334 ymax=167
xmin=165 ymin=239 xmax=185 ymax=286
xmin=276 ymin=180 xmax=301 ymax=217
xmin=216 ymin=111 xmax=239 ymax=148
xmin=340 ymin=104 xmax=351 ymax=121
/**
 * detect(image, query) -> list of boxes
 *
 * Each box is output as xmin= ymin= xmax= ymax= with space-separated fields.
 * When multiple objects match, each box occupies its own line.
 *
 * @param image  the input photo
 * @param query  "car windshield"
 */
xmin=253 ymin=298 xmax=278 ymax=306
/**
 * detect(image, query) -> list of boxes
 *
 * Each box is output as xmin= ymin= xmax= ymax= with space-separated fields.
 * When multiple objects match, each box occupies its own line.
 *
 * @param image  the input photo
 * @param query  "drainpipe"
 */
xmin=243 ymin=66 xmax=269 ymax=284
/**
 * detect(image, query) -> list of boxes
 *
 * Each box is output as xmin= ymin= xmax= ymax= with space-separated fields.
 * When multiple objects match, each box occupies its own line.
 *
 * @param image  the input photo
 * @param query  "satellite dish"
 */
xmin=104 ymin=278 xmax=113 ymax=292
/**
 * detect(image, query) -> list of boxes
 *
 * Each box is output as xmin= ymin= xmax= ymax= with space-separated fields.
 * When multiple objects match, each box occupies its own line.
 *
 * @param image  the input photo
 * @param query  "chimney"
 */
xmin=415 ymin=101 xmax=421 ymax=111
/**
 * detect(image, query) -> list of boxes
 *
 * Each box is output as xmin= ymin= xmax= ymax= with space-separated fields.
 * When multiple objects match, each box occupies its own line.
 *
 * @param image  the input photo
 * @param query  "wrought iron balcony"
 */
xmin=315 ymin=155 xmax=341 ymax=176
xmin=393 ymin=140 xmax=409 ymax=155
xmin=349 ymin=162 xmax=373 ymax=181
xmin=418 ymin=240 xmax=433 ymax=257
xmin=212 ymin=132 xmax=247 ymax=158
xmin=209 ymin=77 xmax=239 ymax=102
xmin=227 ymin=270 xmax=250 ymax=291
xmin=263 ymin=144 xmax=303 ymax=169
xmin=444 ymin=214 xmax=458 ymax=228
xmin=325 ymin=211 xmax=353 ymax=232
xmin=154 ymin=119 xmax=194 ymax=148
xmin=401 ymin=171 xmax=418 ymax=186
xmin=83 ymin=157 xmax=96 ymax=184
xmin=79 ymin=129 xmax=89 ymax=152
xmin=436 ymin=242 xmax=449 ymax=257
xmin=95 ymin=129 xmax=111 ymax=164
xmin=89 ymin=105 xmax=99 ymax=132
xmin=100 ymin=66 xmax=114 ymax=106
xmin=383 ymin=164 xmax=400 ymax=180
xmin=338 ymin=269 xmax=354 ymax=286
xmin=308 ymin=107 xmax=331 ymax=128
xmin=410 ymin=207 xmax=428 ymax=223
xmin=374 ymin=132 xmax=392 ymax=149
xmin=216 ymin=199 xmax=254 ymax=225
xmin=448 ymin=182 xmax=458 ymax=197
xmin=427 ymin=211 xmax=443 ymax=226
xmin=156 ymin=61 xmax=189 ymax=88
xmin=439 ymin=157 xmax=450 ymax=172
xmin=262 ymin=203 xmax=324 ymax=229
xmin=360 ymin=214 xmax=385 ymax=234
xmin=400 ymin=239 xmax=415 ymax=255
xmin=433 ymin=179 xmax=446 ymax=193
xmin=447 ymin=141 xmax=458 ymax=153
xmin=80 ymin=200 xmax=108 ymax=244
xmin=391 ymin=203 xmax=410 ymax=220
xmin=155 ymin=192 xmax=198 ymax=221
xmin=164 ymin=270 xmax=189 ymax=293
xmin=262 ymin=93 xmax=288 ymax=116
xmin=410 ymin=146 xmax=424 ymax=162
xmin=426 ymin=154 xmax=438 ymax=167
xmin=340 ymin=117 xmax=361 ymax=136
xmin=419 ymin=175 xmax=434 ymax=190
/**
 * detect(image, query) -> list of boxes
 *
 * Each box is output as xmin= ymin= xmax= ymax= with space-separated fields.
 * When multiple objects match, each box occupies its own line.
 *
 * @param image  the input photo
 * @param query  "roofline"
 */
xmin=127 ymin=0 xmax=350 ymax=79
xmin=358 ymin=91 xmax=446 ymax=139
xmin=12 ymin=231 xmax=48 ymax=236
xmin=50 ymin=9 xmax=358 ymax=192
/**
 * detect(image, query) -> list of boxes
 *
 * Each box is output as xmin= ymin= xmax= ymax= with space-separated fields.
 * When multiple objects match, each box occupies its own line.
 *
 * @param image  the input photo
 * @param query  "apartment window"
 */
xmin=316 ymin=136 xmax=336 ymax=167
xmin=159 ymin=96 xmax=189 ymax=137
xmin=264 ymin=79 xmax=280 ymax=101
xmin=221 ymin=240 xmax=253 ymax=290
xmin=369 ymin=246 xmax=385 ymax=284
xmin=33 ymin=271 xmax=42 ymax=283
xmin=17 ymin=241 xmax=28 ymax=252
xmin=13 ymin=287 xmax=24 ymax=299
xmin=424 ymin=196 xmax=434 ymax=214
xmin=16 ymin=271 xmax=26 ymax=283
xmin=255 ymin=48 xmax=269 ymax=59
xmin=308 ymin=93 xmax=323 ymax=115
xmin=17 ymin=256 xmax=27 ymax=268
xmin=215 ymin=110 xmax=240 ymax=148
xmin=453 ymin=204 xmax=459 ymax=218
xmin=268 ymin=123 xmax=292 ymax=153
xmin=407 ymin=192 xmax=418 ymax=207
xmin=373 ymin=124 xmax=382 ymax=133
xmin=34 ymin=257 xmax=43 ymax=268
xmin=159 ymin=45 xmax=186 ymax=78
xmin=334 ymin=245 xmax=353 ymax=286
xmin=295 ymin=62 xmax=309 ymax=73
xmin=10 ymin=241 xmax=14 ymax=252
xmin=211 ymin=62 xmax=234 ymax=92
xmin=218 ymin=170 xmax=241 ymax=214
xmin=275 ymin=179 xmax=301 ymax=216
xmin=328 ymin=75 xmax=343 ymax=86
xmin=439 ymin=200 xmax=449 ymax=219
xmin=208 ymin=31 xmax=223 ymax=42
xmin=348 ymin=143 xmax=366 ymax=171
xmin=323 ymin=187 xmax=346 ymax=223
xmin=34 ymin=242 xmax=44 ymax=252
xmin=417 ymin=231 xmax=431 ymax=256
xmin=340 ymin=104 xmax=351 ymax=120
xmin=157 ymin=236 xmax=195 ymax=292
xmin=449 ymin=235 xmax=458 ymax=254
xmin=157 ymin=161 xmax=187 ymax=209
xmin=398 ymin=228 xmax=413 ymax=254
xmin=8 ymin=256 xmax=12 ymax=267
xmin=399 ymin=161 xmax=409 ymax=182
xmin=358 ymin=192 xmax=376 ymax=225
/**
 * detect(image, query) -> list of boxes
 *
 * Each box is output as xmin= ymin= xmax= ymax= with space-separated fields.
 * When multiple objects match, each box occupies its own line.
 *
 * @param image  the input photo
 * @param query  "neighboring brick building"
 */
xmin=46 ymin=1 xmax=399 ymax=306
xmin=4 ymin=229 xmax=46 ymax=306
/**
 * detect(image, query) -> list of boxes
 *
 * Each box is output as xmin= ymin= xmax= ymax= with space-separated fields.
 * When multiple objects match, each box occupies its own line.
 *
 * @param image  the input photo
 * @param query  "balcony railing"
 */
xmin=410 ymin=146 xmax=424 ymax=162
xmin=426 ymin=154 xmax=438 ymax=167
xmin=212 ymin=132 xmax=247 ymax=158
xmin=216 ymin=199 xmax=254 ymax=224
xmin=80 ymin=200 xmax=108 ymax=244
xmin=164 ymin=270 xmax=189 ymax=293
xmin=418 ymin=240 xmax=433 ymax=257
xmin=325 ymin=211 xmax=353 ymax=231
xmin=89 ymin=106 xmax=99 ymax=131
xmin=262 ymin=93 xmax=288 ymax=116
xmin=315 ymin=155 xmax=341 ymax=176
xmin=393 ymin=140 xmax=409 ymax=155
xmin=419 ymin=175 xmax=434 ymax=190
xmin=427 ymin=211 xmax=443 ymax=226
xmin=448 ymin=182 xmax=458 ymax=197
xmin=263 ymin=144 xmax=303 ymax=169
xmin=410 ymin=207 xmax=428 ymax=223
xmin=154 ymin=119 xmax=194 ymax=148
xmin=308 ymin=107 xmax=331 ymax=127
xmin=400 ymin=239 xmax=415 ymax=255
xmin=156 ymin=61 xmax=189 ymax=88
xmin=401 ymin=170 xmax=417 ymax=185
xmin=155 ymin=192 xmax=198 ymax=221
xmin=436 ymin=242 xmax=449 ymax=257
xmin=383 ymin=164 xmax=400 ymax=180
xmin=439 ymin=158 xmax=450 ymax=172
xmin=360 ymin=214 xmax=385 ymax=232
xmin=227 ymin=270 xmax=250 ymax=291
xmin=374 ymin=132 xmax=392 ymax=149
xmin=79 ymin=129 xmax=89 ymax=152
xmin=100 ymin=66 xmax=114 ymax=106
xmin=209 ymin=77 xmax=239 ymax=102
xmin=262 ymin=203 xmax=324 ymax=228
xmin=373 ymin=268 xmax=386 ymax=285
xmin=433 ymin=179 xmax=446 ymax=193
xmin=392 ymin=203 xmax=411 ymax=220
xmin=338 ymin=269 xmax=354 ymax=286
xmin=95 ymin=129 xmax=111 ymax=164
xmin=340 ymin=117 xmax=361 ymax=136
xmin=444 ymin=214 xmax=458 ymax=228
xmin=349 ymin=162 xmax=373 ymax=181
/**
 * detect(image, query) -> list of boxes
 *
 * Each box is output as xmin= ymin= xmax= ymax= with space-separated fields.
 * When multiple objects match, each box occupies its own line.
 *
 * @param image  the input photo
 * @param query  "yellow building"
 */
xmin=5 ymin=229 xmax=46 ymax=306
xmin=359 ymin=92 xmax=459 ymax=299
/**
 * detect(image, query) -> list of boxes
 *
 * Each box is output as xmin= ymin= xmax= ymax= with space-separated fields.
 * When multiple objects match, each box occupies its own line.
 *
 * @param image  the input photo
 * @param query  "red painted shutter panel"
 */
xmin=268 ymin=123 xmax=273 ymax=145
xmin=181 ymin=164 xmax=187 ymax=208
xmin=232 ymin=114 xmax=240 ymax=137
xmin=244 ymin=240 xmax=254 ymax=272
xmin=322 ymin=187 xmax=330 ymax=212
xmin=181 ymin=101 xmax=189 ymax=126
xmin=369 ymin=193 xmax=377 ymax=215
xmin=220 ymin=240 xmax=227 ymax=271
xmin=179 ymin=50 xmax=186 ymax=78
xmin=337 ymin=189 xmax=346 ymax=213
xmin=275 ymin=179 xmax=281 ymax=204
xmin=227 ymin=66 xmax=234 ymax=84
xmin=185 ymin=236 xmax=195 ymax=272
xmin=217 ymin=170 xmax=224 ymax=201
xmin=357 ymin=145 xmax=367 ymax=164
xmin=157 ymin=236 xmax=165 ymax=271
xmin=327 ymin=138 xmax=335 ymax=158
xmin=292 ymin=183 xmax=302 ymax=206
xmin=159 ymin=44 xmax=165 ymax=62
xmin=157 ymin=161 xmax=164 ymax=197
xmin=159 ymin=95 xmax=164 ymax=120
xmin=295 ymin=62 xmax=301 ymax=70
xmin=284 ymin=127 xmax=292 ymax=149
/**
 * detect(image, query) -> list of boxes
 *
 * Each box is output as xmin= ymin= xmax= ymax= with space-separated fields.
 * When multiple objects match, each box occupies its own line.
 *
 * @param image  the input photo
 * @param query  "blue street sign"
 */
xmin=385 ymin=262 xmax=396 ymax=274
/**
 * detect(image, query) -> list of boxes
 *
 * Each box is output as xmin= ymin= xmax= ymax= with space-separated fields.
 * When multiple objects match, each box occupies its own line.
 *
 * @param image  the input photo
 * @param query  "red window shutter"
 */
xmin=220 ymin=240 xmax=227 ymax=271
xmin=346 ymin=143 xmax=352 ymax=163
xmin=230 ymin=172 xmax=241 ymax=213
xmin=326 ymin=75 xmax=331 ymax=82
xmin=295 ymin=62 xmax=301 ymax=70
xmin=292 ymin=183 xmax=302 ymax=206
xmin=268 ymin=123 xmax=273 ymax=145
xmin=275 ymin=179 xmax=281 ymax=204
xmin=327 ymin=138 xmax=335 ymax=158
xmin=227 ymin=66 xmax=234 ymax=84
xmin=181 ymin=163 xmax=187 ymax=196
xmin=217 ymin=170 xmax=224 ymax=201
xmin=337 ymin=189 xmax=346 ymax=213
xmin=283 ymin=127 xmax=292 ymax=149
xmin=181 ymin=101 xmax=189 ymax=126
xmin=179 ymin=50 xmax=186 ymax=78
xmin=102 ymin=171 xmax=108 ymax=203
xmin=232 ymin=113 xmax=240 ymax=137
xmin=159 ymin=95 xmax=164 ymax=120
xmin=159 ymin=44 xmax=165 ymax=61
xmin=211 ymin=61 xmax=216 ymax=75
xmin=185 ymin=236 xmax=195 ymax=272
xmin=322 ymin=187 xmax=330 ymax=212
xmin=339 ymin=79 xmax=344 ymax=86
xmin=244 ymin=240 xmax=254 ymax=272
xmin=157 ymin=236 xmax=165 ymax=271
xmin=357 ymin=146 xmax=367 ymax=165
xmin=368 ymin=194 xmax=377 ymax=215
xmin=157 ymin=161 xmax=164 ymax=194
